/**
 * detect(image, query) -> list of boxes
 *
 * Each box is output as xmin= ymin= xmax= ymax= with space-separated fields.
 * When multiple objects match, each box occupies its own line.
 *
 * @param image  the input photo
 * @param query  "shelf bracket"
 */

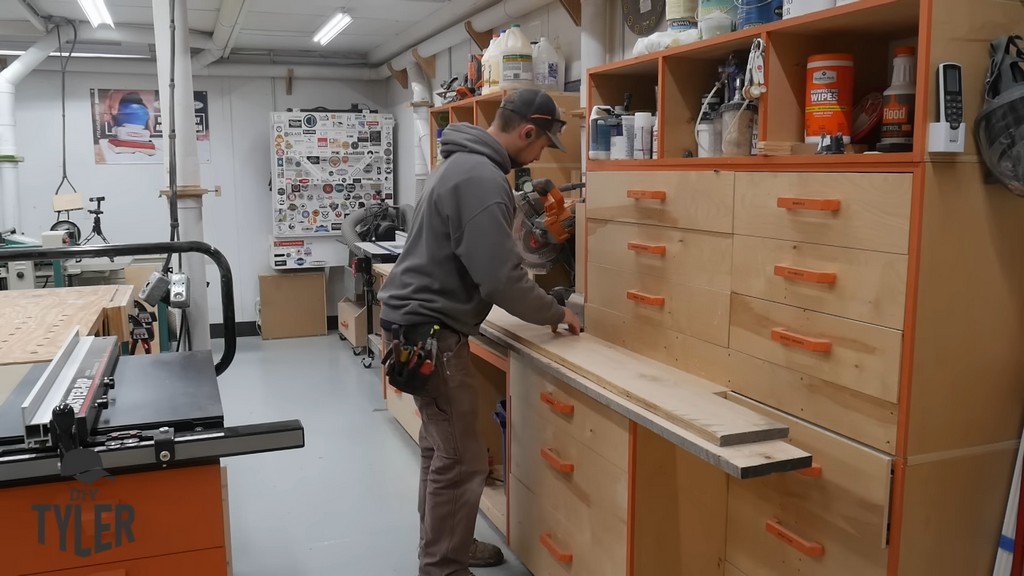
xmin=386 ymin=62 xmax=409 ymax=90
xmin=465 ymin=20 xmax=491 ymax=51
xmin=558 ymin=0 xmax=581 ymax=26
xmin=412 ymin=48 xmax=436 ymax=82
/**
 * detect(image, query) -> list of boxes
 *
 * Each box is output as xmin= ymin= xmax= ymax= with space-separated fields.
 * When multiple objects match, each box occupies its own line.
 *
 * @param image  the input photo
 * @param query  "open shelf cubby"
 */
xmin=587 ymin=0 xmax=926 ymax=167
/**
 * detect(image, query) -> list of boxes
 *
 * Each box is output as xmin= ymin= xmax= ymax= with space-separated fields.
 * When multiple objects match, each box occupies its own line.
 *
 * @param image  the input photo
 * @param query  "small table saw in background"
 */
xmin=0 ymin=241 xmax=305 ymax=576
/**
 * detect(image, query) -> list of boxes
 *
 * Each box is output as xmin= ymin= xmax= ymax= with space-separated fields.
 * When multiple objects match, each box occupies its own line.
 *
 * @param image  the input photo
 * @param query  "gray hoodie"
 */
xmin=378 ymin=123 xmax=564 ymax=335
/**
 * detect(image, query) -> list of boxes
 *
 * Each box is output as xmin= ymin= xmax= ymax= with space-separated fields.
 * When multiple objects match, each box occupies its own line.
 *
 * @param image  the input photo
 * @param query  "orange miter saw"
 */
xmin=513 ymin=179 xmax=584 ymax=274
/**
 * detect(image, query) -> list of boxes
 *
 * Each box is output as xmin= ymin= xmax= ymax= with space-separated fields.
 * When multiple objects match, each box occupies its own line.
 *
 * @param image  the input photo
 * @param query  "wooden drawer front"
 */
xmin=509 ymin=476 xmax=627 ymax=576
xmin=588 ymin=219 xmax=732 ymax=292
xmin=725 ymin=393 xmax=892 ymax=576
xmin=734 ymin=172 xmax=912 ymax=254
xmin=40 ymin=547 xmax=226 ymax=576
xmin=586 ymin=171 xmax=735 ymax=233
xmin=512 ymin=396 xmax=629 ymax=524
xmin=510 ymin=356 xmax=629 ymax=468
xmin=0 ymin=465 xmax=224 ymax=575
xmin=588 ymin=263 xmax=730 ymax=347
xmin=732 ymin=235 xmax=908 ymax=329
xmin=729 ymin=295 xmax=902 ymax=403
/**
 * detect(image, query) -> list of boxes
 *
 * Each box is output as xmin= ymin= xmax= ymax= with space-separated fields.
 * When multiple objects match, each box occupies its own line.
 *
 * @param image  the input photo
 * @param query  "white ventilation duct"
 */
xmin=191 ymin=0 xmax=247 ymax=69
xmin=0 ymin=27 xmax=61 ymax=231
xmin=407 ymin=64 xmax=434 ymax=202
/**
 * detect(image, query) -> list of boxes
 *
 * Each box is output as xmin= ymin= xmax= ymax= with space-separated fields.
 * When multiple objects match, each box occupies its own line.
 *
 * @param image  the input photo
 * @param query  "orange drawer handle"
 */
xmin=340 ymin=320 xmax=349 ymax=328
xmin=627 ymin=290 xmax=665 ymax=307
xmin=627 ymin=241 xmax=667 ymax=255
xmin=540 ymin=532 xmax=574 ymax=563
xmin=540 ymin=391 xmax=575 ymax=415
xmin=774 ymin=265 xmax=837 ymax=285
xmin=777 ymin=197 xmax=841 ymax=212
xmin=627 ymin=189 xmax=666 ymax=201
xmin=766 ymin=519 xmax=825 ymax=558
xmin=796 ymin=463 xmax=824 ymax=478
xmin=771 ymin=328 xmax=833 ymax=353
xmin=541 ymin=447 xmax=575 ymax=473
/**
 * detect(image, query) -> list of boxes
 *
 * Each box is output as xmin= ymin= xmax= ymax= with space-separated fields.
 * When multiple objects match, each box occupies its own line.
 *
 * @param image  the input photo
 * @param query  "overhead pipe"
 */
xmin=73 ymin=22 xmax=216 ymax=49
xmin=191 ymin=0 xmax=247 ymax=69
xmin=0 ymin=26 xmax=62 ymax=231
xmin=33 ymin=58 xmax=390 ymax=79
xmin=367 ymin=0 xmax=500 ymax=65
xmin=407 ymin=64 xmax=434 ymax=202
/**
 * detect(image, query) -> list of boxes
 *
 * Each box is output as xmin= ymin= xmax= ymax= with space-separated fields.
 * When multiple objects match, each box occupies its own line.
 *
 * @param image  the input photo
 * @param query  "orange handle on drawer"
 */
xmin=340 ymin=320 xmax=349 ymax=328
xmin=626 ymin=189 xmax=666 ymax=201
xmin=627 ymin=241 xmax=667 ymax=255
xmin=541 ymin=448 xmax=575 ymax=473
xmin=540 ymin=532 xmax=574 ymax=563
xmin=796 ymin=463 xmax=824 ymax=478
xmin=774 ymin=265 xmax=837 ymax=285
xmin=777 ymin=197 xmax=841 ymax=212
xmin=627 ymin=290 xmax=665 ymax=307
xmin=540 ymin=391 xmax=575 ymax=415
xmin=766 ymin=519 xmax=825 ymax=558
xmin=771 ymin=328 xmax=833 ymax=353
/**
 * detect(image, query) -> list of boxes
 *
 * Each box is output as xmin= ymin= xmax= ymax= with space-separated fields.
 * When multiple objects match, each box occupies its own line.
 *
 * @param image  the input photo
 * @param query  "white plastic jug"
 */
xmin=499 ymin=24 xmax=535 ymax=90
xmin=532 ymin=37 xmax=565 ymax=92
xmin=481 ymin=33 xmax=501 ymax=95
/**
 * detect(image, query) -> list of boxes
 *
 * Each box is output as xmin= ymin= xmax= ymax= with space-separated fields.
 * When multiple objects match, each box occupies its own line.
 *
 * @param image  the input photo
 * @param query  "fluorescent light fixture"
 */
xmin=313 ymin=12 xmax=353 ymax=46
xmin=77 ymin=0 xmax=115 ymax=29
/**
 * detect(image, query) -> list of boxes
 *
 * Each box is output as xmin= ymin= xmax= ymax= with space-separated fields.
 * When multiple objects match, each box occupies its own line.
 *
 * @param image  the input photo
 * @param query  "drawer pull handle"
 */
xmin=340 ymin=320 xmax=349 ymax=328
xmin=777 ymin=197 xmax=841 ymax=212
xmin=796 ymin=463 xmax=824 ymax=478
xmin=627 ymin=290 xmax=666 ymax=307
xmin=540 ymin=532 xmax=574 ymax=563
xmin=541 ymin=447 xmax=575 ymax=473
xmin=626 ymin=189 xmax=667 ymax=201
xmin=627 ymin=241 xmax=667 ymax=255
xmin=774 ymin=265 xmax=837 ymax=285
xmin=766 ymin=519 xmax=825 ymax=558
xmin=540 ymin=392 xmax=575 ymax=415
xmin=771 ymin=328 xmax=833 ymax=353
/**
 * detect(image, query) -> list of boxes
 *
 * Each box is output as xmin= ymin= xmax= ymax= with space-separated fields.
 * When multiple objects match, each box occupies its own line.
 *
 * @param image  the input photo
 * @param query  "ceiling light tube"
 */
xmin=313 ymin=12 xmax=353 ymax=46
xmin=77 ymin=0 xmax=115 ymax=29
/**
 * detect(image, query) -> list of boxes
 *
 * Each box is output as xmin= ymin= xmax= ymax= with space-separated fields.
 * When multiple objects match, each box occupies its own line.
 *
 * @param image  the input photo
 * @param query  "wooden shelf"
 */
xmin=587 ymin=153 xmax=917 ymax=171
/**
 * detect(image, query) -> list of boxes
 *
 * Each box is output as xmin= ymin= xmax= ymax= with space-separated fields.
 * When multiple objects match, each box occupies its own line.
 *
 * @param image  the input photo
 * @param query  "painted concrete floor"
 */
xmin=213 ymin=335 xmax=531 ymax=576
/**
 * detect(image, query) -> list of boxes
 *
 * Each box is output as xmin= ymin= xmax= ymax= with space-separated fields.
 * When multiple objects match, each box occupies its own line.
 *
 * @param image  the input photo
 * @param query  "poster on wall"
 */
xmin=89 ymin=88 xmax=212 ymax=165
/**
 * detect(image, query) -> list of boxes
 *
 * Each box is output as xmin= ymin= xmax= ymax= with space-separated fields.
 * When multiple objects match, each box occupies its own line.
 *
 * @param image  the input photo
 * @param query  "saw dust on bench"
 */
xmin=483 ymin=308 xmax=789 ymax=447
xmin=0 ymin=285 xmax=132 ymax=366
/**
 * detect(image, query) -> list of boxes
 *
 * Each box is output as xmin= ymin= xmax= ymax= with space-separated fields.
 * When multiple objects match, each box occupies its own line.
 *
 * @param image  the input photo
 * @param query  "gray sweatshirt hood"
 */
xmin=439 ymin=123 xmax=512 ymax=174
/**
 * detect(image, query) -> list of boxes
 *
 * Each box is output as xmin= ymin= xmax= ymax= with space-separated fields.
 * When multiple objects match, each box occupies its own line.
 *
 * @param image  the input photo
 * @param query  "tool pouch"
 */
xmin=383 ymin=324 xmax=438 ymax=397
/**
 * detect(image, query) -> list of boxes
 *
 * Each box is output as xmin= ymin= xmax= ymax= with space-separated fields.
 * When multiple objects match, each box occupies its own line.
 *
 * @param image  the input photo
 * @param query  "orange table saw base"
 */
xmin=0 ymin=464 xmax=229 ymax=576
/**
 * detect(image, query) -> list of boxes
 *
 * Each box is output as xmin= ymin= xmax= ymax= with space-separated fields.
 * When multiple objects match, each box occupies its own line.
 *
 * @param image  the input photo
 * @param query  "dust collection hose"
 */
xmin=0 ymin=241 xmax=236 ymax=375
xmin=340 ymin=203 xmax=416 ymax=247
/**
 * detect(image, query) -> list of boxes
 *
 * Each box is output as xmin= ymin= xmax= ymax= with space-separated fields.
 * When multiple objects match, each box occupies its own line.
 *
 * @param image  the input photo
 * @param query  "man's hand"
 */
xmin=552 ymin=307 xmax=581 ymax=335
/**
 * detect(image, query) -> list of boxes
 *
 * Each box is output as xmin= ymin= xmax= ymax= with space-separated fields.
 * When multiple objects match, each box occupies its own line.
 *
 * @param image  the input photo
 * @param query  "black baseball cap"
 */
xmin=498 ymin=89 xmax=567 ymax=152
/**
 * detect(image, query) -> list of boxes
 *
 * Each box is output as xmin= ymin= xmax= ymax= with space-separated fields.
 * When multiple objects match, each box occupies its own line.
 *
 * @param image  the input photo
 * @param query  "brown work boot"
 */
xmin=468 ymin=538 xmax=505 ymax=567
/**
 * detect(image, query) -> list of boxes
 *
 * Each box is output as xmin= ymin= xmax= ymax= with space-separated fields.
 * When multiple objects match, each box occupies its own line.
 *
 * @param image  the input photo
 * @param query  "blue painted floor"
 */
xmin=214 ymin=335 xmax=530 ymax=576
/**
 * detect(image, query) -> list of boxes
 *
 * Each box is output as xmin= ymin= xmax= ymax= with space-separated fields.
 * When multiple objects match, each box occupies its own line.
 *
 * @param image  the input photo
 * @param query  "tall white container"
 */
xmin=499 ymin=24 xmax=535 ymax=90
xmin=481 ymin=32 xmax=502 ymax=95
xmin=532 ymin=37 xmax=565 ymax=92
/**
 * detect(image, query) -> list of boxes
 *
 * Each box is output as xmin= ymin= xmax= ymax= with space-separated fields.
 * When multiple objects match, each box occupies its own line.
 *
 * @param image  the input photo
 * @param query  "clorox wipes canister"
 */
xmin=804 ymin=53 xmax=855 ymax=144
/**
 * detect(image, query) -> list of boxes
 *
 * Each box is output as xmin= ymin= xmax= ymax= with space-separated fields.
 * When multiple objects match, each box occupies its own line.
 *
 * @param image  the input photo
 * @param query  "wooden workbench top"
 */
xmin=0 ymin=285 xmax=132 ymax=366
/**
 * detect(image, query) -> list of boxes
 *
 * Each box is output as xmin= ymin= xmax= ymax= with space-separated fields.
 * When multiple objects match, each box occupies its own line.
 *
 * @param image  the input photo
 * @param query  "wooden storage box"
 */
xmin=258 ymin=271 xmax=327 ymax=340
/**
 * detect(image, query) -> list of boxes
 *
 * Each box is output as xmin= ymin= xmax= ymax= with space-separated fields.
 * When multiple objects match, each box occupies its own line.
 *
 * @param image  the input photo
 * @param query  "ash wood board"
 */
xmin=0 ymin=286 xmax=131 ymax=366
xmin=485 ymin=308 xmax=785 ymax=447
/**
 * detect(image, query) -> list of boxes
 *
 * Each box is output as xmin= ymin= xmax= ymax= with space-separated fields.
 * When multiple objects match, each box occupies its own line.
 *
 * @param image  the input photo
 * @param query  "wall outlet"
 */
xmin=139 ymin=272 xmax=170 ymax=307
xmin=169 ymin=273 xmax=190 ymax=309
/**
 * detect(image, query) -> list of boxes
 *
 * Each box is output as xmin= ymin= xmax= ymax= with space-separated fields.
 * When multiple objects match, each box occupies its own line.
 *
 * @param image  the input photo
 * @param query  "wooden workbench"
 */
xmin=0 ymin=285 xmax=133 ymax=366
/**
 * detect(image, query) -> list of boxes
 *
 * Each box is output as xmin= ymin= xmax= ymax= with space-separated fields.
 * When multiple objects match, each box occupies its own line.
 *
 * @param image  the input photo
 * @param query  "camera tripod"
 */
xmin=80 ymin=196 xmax=111 ymax=245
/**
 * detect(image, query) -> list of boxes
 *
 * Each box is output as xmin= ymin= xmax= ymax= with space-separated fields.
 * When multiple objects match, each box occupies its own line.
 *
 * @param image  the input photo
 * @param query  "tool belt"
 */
xmin=382 ymin=322 xmax=439 ymax=396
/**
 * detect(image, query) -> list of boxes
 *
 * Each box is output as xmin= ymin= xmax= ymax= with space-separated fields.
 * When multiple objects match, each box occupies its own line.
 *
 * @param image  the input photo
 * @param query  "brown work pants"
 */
xmin=384 ymin=327 xmax=489 ymax=576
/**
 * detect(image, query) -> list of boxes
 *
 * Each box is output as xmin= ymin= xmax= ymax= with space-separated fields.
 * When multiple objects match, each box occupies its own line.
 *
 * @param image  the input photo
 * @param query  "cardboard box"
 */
xmin=337 ymin=298 xmax=368 ymax=347
xmin=258 ymin=271 xmax=327 ymax=340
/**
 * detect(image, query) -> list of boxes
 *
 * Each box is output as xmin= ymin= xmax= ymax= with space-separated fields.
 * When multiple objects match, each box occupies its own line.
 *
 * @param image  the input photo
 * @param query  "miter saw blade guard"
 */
xmin=514 ymin=208 xmax=563 ymax=270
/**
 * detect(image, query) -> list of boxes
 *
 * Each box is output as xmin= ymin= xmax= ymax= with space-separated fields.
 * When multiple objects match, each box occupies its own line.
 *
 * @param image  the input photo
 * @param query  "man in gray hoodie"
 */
xmin=379 ymin=88 xmax=580 ymax=576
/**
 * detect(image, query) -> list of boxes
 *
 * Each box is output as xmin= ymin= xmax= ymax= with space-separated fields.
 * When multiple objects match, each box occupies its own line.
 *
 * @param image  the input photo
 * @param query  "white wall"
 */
xmin=13 ymin=68 xmax=386 ymax=325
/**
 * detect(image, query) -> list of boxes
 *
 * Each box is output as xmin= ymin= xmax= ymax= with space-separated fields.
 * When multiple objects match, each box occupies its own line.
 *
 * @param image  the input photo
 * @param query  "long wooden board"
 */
xmin=0 ymin=286 xmax=131 ymax=366
xmin=484 ymin=308 xmax=789 ymax=447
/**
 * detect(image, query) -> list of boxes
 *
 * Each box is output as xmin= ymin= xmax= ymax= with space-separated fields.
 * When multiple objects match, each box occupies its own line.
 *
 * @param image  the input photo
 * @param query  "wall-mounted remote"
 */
xmin=929 ymin=62 xmax=966 ymax=153
xmin=937 ymin=62 xmax=963 ymax=129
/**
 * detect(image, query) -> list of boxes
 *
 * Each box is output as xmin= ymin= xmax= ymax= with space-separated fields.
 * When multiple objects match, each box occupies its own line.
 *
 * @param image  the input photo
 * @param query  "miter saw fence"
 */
xmin=514 ymin=179 xmax=584 ymax=275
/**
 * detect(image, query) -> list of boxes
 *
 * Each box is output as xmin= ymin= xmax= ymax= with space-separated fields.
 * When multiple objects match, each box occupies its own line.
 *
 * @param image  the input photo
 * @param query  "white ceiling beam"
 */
xmin=15 ymin=0 xmax=48 ymax=33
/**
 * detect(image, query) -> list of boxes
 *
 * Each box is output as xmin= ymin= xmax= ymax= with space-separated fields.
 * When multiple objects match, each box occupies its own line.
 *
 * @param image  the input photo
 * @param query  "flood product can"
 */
xmin=736 ymin=0 xmax=783 ymax=29
xmin=804 ymin=53 xmax=854 ymax=144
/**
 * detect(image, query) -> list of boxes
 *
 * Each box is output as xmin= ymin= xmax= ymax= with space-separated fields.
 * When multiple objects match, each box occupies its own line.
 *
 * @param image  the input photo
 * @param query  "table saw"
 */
xmin=0 ymin=241 xmax=305 ymax=575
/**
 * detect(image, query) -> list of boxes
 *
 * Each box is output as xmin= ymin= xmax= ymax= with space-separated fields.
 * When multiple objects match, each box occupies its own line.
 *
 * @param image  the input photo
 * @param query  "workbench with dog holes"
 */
xmin=385 ymin=1 xmax=1024 ymax=575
